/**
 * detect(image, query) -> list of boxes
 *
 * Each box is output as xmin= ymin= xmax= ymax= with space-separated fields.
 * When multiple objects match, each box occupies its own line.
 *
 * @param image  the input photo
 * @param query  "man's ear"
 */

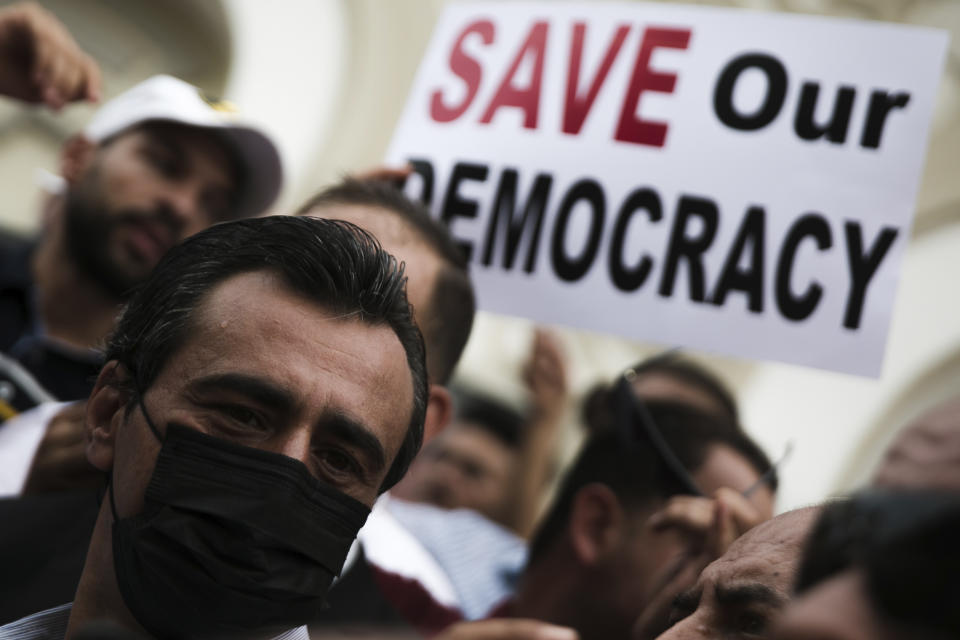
xmin=86 ymin=361 xmax=133 ymax=472
xmin=569 ymin=483 xmax=625 ymax=567
xmin=59 ymin=134 xmax=96 ymax=184
xmin=422 ymin=383 xmax=453 ymax=445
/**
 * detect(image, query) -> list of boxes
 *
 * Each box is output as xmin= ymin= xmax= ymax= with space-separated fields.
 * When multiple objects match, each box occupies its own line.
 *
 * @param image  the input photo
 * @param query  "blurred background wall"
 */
xmin=1 ymin=0 xmax=957 ymax=512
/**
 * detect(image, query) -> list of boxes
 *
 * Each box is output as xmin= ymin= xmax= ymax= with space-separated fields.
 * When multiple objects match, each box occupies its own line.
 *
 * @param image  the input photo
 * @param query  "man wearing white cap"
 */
xmin=1 ymin=73 xmax=283 ymax=410
xmin=0 ymin=12 xmax=284 ymax=621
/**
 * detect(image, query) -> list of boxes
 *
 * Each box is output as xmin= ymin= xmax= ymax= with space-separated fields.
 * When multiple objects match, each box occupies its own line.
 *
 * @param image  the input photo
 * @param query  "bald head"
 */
xmin=873 ymin=397 xmax=960 ymax=490
xmin=652 ymin=507 xmax=820 ymax=640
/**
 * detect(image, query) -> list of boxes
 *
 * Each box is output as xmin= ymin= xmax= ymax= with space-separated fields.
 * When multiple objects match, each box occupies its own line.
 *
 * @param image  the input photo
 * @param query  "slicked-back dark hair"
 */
xmin=104 ymin=216 xmax=428 ymax=492
xmin=296 ymin=178 xmax=475 ymax=384
xmin=528 ymin=400 xmax=774 ymax=564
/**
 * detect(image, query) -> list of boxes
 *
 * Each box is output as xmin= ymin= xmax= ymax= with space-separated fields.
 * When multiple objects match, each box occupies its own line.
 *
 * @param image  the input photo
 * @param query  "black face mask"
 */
xmin=109 ymin=396 xmax=371 ymax=640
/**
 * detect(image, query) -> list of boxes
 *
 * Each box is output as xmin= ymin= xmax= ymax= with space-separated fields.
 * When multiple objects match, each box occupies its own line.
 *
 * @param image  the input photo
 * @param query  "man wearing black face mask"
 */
xmin=0 ymin=216 xmax=429 ymax=639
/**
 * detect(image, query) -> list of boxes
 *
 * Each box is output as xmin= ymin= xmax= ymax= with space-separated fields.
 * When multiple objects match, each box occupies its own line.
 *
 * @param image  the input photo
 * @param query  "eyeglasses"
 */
xmin=615 ymin=369 xmax=705 ymax=497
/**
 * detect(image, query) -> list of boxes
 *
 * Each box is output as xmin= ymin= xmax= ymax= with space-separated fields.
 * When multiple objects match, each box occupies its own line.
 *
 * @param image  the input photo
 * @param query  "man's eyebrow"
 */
xmin=714 ymin=582 xmax=788 ymax=608
xmin=188 ymin=373 xmax=296 ymax=413
xmin=321 ymin=411 xmax=387 ymax=475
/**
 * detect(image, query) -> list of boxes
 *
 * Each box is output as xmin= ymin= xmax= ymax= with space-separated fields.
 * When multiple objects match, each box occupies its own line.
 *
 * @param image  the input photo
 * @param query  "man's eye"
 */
xmin=144 ymin=146 xmax=181 ymax=178
xmin=316 ymin=449 xmax=361 ymax=478
xmin=219 ymin=405 xmax=265 ymax=431
xmin=734 ymin=612 xmax=768 ymax=636
xmin=461 ymin=461 xmax=486 ymax=480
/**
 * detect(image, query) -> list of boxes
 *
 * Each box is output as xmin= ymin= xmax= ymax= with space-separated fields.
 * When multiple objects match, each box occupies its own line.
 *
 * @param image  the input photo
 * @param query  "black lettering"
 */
xmin=440 ymin=162 xmax=489 ymax=261
xmin=860 ymin=90 xmax=910 ymax=149
xmin=794 ymin=83 xmax=856 ymax=143
xmin=775 ymin=214 xmax=832 ymax=321
xmin=482 ymin=169 xmax=553 ymax=272
xmin=406 ymin=158 xmax=435 ymax=207
xmin=843 ymin=222 xmax=898 ymax=330
xmin=713 ymin=53 xmax=788 ymax=131
xmin=658 ymin=195 xmax=719 ymax=301
xmin=550 ymin=179 xmax=605 ymax=282
xmin=712 ymin=206 xmax=766 ymax=312
xmin=608 ymin=188 xmax=662 ymax=292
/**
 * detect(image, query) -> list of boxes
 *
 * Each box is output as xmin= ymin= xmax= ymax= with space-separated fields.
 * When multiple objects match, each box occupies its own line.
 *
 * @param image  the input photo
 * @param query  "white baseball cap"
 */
xmin=84 ymin=74 xmax=283 ymax=219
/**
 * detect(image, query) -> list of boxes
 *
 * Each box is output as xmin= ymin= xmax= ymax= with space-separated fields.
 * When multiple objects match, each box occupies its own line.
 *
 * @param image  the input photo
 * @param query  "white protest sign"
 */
xmin=385 ymin=2 xmax=948 ymax=377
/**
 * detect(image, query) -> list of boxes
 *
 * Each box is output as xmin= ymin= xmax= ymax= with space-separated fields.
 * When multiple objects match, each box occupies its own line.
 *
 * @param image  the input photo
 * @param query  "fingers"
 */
xmin=713 ymin=487 xmax=764 ymax=533
xmin=28 ymin=4 xmax=99 ymax=108
xmin=648 ymin=489 xmax=767 ymax=560
xmin=351 ymin=164 xmax=414 ymax=184
xmin=523 ymin=329 xmax=568 ymax=409
xmin=648 ymin=495 xmax=715 ymax=536
xmin=0 ymin=2 xmax=101 ymax=107
xmin=706 ymin=498 xmax=738 ymax=558
xmin=437 ymin=619 xmax=578 ymax=640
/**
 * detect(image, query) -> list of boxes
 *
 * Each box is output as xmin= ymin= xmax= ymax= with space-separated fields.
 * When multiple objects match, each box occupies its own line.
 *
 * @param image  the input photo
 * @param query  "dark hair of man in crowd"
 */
xmin=295 ymin=178 xmax=475 ymax=384
xmin=794 ymin=490 xmax=960 ymax=637
xmin=528 ymin=400 xmax=774 ymax=564
xmin=582 ymin=354 xmax=740 ymax=435
xmin=632 ymin=352 xmax=740 ymax=422
xmin=104 ymin=215 xmax=429 ymax=492
xmin=450 ymin=385 xmax=525 ymax=448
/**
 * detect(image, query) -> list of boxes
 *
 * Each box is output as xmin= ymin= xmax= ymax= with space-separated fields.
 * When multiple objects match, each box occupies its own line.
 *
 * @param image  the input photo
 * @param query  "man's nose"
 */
xmin=260 ymin=429 xmax=312 ymax=466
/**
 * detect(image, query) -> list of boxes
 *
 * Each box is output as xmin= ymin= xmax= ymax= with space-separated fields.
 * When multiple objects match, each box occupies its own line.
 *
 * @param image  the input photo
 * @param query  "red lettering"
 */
xmin=563 ymin=22 xmax=630 ymax=135
xmin=430 ymin=20 xmax=496 ymax=123
xmin=614 ymin=26 xmax=692 ymax=147
xmin=479 ymin=21 xmax=549 ymax=129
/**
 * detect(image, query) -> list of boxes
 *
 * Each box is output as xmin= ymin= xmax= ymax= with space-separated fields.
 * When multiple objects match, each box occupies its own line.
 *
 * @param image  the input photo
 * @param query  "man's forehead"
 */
xmin=186 ymin=270 xmax=410 ymax=393
xmin=705 ymin=507 xmax=821 ymax=585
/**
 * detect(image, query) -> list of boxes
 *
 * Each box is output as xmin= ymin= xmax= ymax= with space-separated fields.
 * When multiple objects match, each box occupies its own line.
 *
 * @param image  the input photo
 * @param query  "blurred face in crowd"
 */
xmin=595 ymin=445 xmax=776 ymax=640
xmin=63 ymin=121 xmax=240 ymax=297
xmin=772 ymin=570 xmax=912 ymax=640
xmin=873 ymin=398 xmax=960 ymax=490
xmin=651 ymin=508 xmax=818 ymax=640
xmin=393 ymin=420 xmax=517 ymax=523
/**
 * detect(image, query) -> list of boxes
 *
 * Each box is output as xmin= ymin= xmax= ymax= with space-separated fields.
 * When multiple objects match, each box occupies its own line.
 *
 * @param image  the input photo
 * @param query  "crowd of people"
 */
xmin=0 ymin=3 xmax=956 ymax=640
